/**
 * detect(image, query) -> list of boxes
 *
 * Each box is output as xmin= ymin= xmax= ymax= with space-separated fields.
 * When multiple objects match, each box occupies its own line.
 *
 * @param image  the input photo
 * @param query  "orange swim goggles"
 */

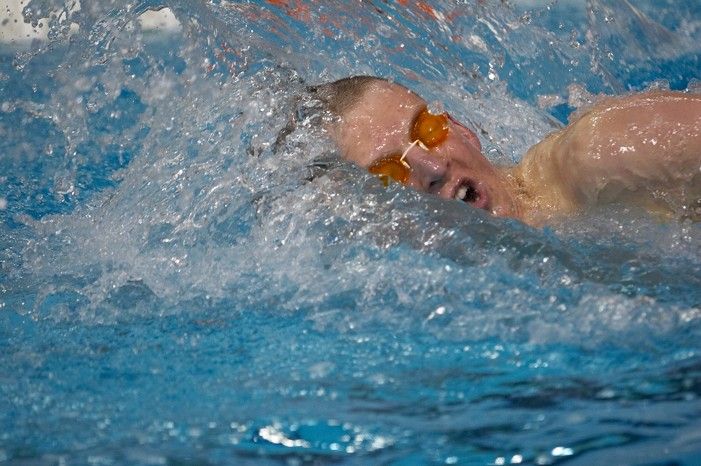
xmin=368 ymin=106 xmax=449 ymax=186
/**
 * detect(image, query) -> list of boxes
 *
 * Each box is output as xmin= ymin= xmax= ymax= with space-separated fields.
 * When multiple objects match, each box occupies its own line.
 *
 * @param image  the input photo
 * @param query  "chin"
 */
xmin=487 ymin=189 xmax=521 ymax=220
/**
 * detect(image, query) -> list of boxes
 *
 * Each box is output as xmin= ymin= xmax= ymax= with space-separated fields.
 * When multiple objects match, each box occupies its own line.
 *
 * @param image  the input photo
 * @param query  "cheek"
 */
xmin=464 ymin=130 xmax=482 ymax=151
xmin=448 ymin=114 xmax=482 ymax=151
xmin=443 ymin=138 xmax=490 ymax=169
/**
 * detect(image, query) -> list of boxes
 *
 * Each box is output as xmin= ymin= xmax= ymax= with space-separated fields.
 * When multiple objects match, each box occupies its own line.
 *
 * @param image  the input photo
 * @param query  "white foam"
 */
xmin=138 ymin=8 xmax=181 ymax=33
xmin=0 ymin=0 xmax=46 ymax=43
xmin=0 ymin=1 xmax=180 ymax=44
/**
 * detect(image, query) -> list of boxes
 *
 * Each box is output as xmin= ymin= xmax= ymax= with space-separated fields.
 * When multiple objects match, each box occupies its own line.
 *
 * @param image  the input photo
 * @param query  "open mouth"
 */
xmin=454 ymin=179 xmax=489 ymax=210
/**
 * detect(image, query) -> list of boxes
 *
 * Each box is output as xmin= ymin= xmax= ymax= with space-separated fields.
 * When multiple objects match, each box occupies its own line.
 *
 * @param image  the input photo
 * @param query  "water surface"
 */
xmin=1 ymin=1 xmax=701 ymax=464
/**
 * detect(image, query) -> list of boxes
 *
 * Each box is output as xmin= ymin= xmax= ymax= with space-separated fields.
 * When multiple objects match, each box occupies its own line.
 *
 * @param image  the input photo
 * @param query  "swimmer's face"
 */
xmin=332 ymin=81 xmax=518 ymax=218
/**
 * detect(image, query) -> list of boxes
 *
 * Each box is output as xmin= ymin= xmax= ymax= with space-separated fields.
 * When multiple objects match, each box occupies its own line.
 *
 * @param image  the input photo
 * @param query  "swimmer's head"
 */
xmin=312 ymin=76 xmax=519 ymax=218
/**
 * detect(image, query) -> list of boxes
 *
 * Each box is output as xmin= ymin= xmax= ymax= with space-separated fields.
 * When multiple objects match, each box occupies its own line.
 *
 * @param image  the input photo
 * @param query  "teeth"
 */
xmin=456 ymin=185 xmax=468 ymax=200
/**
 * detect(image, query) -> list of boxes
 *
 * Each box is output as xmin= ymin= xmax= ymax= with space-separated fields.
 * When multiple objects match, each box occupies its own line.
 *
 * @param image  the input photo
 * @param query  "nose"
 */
xmin=403 ymin=144 xmax=449 ymax=193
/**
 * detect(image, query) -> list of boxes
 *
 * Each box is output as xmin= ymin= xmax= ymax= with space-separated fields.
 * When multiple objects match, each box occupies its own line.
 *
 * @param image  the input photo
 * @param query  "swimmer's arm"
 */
xmin=519 ymin=91 xmax=701 ymax=213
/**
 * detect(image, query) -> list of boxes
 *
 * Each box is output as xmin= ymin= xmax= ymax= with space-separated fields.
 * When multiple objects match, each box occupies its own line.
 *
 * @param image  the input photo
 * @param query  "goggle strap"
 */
xmin=400 ymin=139 xmax=420 ymax=167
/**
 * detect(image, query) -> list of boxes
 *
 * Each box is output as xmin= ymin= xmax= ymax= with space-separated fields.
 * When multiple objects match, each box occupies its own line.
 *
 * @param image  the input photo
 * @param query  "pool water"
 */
xmin=1 ymin=1 xmax=701 ymax=464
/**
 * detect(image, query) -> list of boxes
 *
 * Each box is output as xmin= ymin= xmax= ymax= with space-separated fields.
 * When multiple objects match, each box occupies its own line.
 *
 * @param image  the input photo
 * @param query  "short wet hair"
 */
xmin=310 ymin=75 xmax=387 ymax=116
xmin=273 ymin=76 xmax=382 ymax=154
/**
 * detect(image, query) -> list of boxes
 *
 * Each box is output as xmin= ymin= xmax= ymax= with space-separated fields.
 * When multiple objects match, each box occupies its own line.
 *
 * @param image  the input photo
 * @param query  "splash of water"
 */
xmin=2 ymin=2 xmax=701 ymax=464
xmin=1 ymin=0 xmax=700 ymax=346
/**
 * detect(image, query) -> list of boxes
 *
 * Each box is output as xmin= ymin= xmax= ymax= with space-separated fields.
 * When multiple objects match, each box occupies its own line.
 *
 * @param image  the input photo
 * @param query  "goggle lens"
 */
xmin=368 ymin=153 xmax=411 ymax=186
xmin=410 ymin=107 xmax=449 ymax=148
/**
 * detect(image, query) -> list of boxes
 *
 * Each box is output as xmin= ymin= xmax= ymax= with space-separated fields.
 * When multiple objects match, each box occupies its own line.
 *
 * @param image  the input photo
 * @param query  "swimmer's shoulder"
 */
xmin=517 ymin=90 xmax=701 ymax=219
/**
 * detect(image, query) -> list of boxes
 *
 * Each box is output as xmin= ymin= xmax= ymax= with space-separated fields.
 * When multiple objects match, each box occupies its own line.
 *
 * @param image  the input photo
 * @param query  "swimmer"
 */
xmin=310 ymin=76 xmax=701 ymax=226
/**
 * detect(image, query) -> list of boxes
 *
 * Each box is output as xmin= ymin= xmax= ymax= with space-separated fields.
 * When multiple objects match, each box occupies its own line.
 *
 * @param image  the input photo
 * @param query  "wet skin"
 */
xmin=330 ymin=80 xmax=701 ymax=226
xmin=331 ymin=80 xmax=522 ymax=219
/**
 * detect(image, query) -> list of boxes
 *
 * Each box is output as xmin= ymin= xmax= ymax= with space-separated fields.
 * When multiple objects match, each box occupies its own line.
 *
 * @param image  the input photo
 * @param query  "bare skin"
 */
xmin=331 ymin=80 xmax=701 ymax=226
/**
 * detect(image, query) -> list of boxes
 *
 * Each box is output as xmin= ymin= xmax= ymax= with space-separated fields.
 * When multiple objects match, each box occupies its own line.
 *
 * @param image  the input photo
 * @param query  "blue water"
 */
xmin=1 ymin=1 xmax=701 ymax=464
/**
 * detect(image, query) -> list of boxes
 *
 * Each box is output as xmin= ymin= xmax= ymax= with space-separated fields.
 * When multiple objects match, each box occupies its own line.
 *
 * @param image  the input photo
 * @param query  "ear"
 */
xmin=447 ymin=114 xmax=482 ymax=151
